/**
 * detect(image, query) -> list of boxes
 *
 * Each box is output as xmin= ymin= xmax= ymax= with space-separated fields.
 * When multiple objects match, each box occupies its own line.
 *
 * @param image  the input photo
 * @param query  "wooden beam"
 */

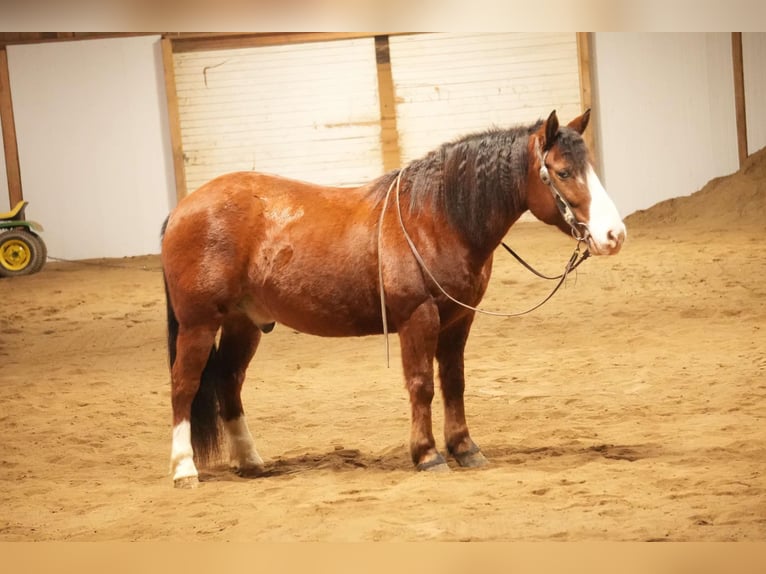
xmin=161 ymin=37 xmax=187 ymax=203
xmin=374 ymin=36 xmax=401 ymax=172
xmin=576 ymin=32 xmax=599 ymax=173
xmin=0 ymin=32 xmax=415 ymax=50
xmin=731 ymin=32 xmax=748 ymax=167
xmin=170 ymin=32 xmax=386 ymax=53
xmin=0 ymin=47 xmax=23 ymax=206
xmin=0 ymin=32 xmax=157 ymax=47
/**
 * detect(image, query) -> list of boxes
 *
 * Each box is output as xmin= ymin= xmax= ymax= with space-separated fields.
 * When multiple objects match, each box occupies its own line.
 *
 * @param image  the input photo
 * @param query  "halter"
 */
xmin=536 ymin=141 xmax=591 ymax=242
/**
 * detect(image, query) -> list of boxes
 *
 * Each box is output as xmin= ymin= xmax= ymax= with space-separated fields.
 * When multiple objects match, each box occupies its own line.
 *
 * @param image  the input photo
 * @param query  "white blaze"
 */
xmin=585 ymin=165 xmax=626 ymax=254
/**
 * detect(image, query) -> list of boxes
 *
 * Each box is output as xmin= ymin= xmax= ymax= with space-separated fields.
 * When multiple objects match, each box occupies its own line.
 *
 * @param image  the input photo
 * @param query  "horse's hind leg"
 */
xmin=171 ymin=324 xmax=219 ymax=487
xmin=437 ymin=314 xmax=488 ymax=468
xmin=216 ymin=313 xmax=265 ymax=476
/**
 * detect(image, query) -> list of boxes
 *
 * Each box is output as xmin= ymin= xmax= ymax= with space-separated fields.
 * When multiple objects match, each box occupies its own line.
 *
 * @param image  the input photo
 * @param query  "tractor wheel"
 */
xmin=29 ymin=231 xmax=47 ymax=273
xmin=0 ymin=229 xmax=46 ymax=277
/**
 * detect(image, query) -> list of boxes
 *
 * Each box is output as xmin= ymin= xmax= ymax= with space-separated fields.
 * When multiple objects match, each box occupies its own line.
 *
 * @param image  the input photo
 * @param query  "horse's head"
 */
xmin=527 ymin=109 xmax=626 ymax=255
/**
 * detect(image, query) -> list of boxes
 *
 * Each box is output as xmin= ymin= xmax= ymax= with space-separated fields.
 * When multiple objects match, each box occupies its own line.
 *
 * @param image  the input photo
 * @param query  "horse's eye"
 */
xmin=557 ymin=170 xmax=570 ymax=179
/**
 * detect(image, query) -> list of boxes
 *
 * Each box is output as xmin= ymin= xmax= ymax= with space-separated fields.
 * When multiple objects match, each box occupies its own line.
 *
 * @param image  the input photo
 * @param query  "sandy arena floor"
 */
xmin=1 ymin=151 xmax=764 ymax=541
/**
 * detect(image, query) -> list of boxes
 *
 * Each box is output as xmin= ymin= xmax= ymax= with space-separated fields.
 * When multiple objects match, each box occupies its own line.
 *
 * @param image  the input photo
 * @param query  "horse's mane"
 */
xmin=369 ymin=120 xmax=547 ymax=249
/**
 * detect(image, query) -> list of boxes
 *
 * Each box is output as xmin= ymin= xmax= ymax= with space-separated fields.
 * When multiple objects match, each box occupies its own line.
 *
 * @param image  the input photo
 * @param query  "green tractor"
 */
xmin=0 ymin=201 xmax=47 ymax=277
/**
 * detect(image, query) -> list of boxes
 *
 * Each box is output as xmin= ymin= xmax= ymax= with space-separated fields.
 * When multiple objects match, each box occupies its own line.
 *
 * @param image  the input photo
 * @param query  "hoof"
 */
xmin=174 ymin=475 xmax=200 ymax=489
xmin=233 ymin=463 xmax=266 ymax=478
xmin=416 ymin=453 xmax=451 ymax=473
xmin=452 ymin=445 xmax=489 ymax=468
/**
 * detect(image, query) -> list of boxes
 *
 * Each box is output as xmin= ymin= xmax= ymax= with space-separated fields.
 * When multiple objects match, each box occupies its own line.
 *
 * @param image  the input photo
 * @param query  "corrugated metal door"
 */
xmin=173 ymin=38 xmax=382 ymax=193
xmin=388 ymin=33 xmax=581 ymax=163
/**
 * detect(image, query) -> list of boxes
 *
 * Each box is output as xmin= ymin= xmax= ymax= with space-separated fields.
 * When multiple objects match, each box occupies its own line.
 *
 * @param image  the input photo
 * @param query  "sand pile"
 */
xmin=625 ymin=146 xmax=766 ymax=231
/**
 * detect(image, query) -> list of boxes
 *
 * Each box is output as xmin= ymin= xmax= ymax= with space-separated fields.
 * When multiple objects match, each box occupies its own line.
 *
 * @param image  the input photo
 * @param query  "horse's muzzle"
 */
xmin=589 ymin=224 xmax=626 ymax=255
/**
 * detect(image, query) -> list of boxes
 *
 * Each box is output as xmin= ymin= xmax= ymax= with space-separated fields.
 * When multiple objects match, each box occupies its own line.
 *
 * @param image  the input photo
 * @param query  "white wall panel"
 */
xmin=743 ymin=33 xmax=766 ymax=155
xmin=592 ymin=33 xmax=739 ymax=217
xmin=7 ymin=35 xmax=175 ymax=260
xmin=388 ymin=33 xmax=581 ymax=163
xmin=174 ymin=38 xmax=382 ymax=192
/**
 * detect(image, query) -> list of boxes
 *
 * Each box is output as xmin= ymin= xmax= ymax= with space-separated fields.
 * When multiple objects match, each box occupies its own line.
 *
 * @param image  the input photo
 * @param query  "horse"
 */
xmin=160 ymin=109 xmax=626 ymax=488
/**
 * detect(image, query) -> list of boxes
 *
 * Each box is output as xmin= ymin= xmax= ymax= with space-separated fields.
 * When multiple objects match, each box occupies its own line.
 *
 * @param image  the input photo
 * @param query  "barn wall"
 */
xmin=743 ymin=32 xmax=766 ymax=155
xmin=3 ymin=33 xmax=762 ymax=259
xmin=6 ymin=35 xmax=175 ymax=260
xmin=591 ymin=33 xmax=740 ymax=217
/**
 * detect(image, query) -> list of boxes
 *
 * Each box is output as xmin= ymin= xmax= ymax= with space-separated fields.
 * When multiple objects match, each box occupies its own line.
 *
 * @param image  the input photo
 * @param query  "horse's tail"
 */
xmin=162 ymin=217 xmax=222 ymax=466
xmin=190 ymin=346 xmax=223 ymax=466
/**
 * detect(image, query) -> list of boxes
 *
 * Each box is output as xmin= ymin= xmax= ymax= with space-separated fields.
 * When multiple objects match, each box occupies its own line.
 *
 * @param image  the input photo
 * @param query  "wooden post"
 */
xmin=576 ymin=32 xmax=599 ymax=174
xmin=374 ymin=35 xmax=402 ymax=171
xmin=731 ymin=32 xmax=748 ymax=167
xmin=0 ymin=46 xmax=23 ymax=206
xmin=161 ymin=36 xmax=187 ymax=203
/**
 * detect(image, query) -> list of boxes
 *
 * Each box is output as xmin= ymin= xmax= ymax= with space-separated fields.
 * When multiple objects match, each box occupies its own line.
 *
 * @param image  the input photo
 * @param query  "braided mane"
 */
xmin=372 ymin=121 xmax=535 ymax=249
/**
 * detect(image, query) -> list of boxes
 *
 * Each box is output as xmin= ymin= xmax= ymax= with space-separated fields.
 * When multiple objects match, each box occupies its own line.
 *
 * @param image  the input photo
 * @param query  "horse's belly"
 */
xmin=280 ymin=309 xmax=384 ymax=338
xmin=240 ymin=276 xmax=385 ymax=337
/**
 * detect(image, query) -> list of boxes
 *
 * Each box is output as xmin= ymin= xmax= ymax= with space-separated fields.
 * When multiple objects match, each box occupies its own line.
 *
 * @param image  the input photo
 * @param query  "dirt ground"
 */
xmin=1 ymin=151 xmax=765 ymax=541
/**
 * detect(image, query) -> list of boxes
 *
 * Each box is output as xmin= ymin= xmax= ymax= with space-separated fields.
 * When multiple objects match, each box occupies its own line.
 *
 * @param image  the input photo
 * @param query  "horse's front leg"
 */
xmin=437 ymin=314 xmax=488 ymax=468
xmin=397 ymin=300 xmax=449 ymax=472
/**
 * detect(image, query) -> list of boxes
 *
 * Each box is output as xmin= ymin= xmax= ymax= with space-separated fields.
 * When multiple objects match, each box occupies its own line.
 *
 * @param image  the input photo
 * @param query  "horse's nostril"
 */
xmin=607 ymin=228 xmax=625 ymax=247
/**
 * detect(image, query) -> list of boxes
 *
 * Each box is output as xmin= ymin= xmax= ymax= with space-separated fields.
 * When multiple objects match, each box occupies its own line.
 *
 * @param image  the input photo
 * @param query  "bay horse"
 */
xmin=161 ymin=109 xmax=626 ymax=487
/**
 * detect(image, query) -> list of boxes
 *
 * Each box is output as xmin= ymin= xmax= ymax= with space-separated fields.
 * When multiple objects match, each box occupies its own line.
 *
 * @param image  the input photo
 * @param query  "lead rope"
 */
xmin=377 ymin=174 xmax=399 ymax=367
xmin=500 ymin=240 xmax=590 ymax=280
xmin=377 ymin=168 xmax=589 ymax=366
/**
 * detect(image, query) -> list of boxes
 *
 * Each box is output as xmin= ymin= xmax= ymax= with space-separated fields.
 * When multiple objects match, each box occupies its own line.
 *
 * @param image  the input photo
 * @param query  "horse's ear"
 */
xmin=567 ymin=108 xmax=591 ymax=134
xmin=543 ymin=110 xmax=559 ymax=151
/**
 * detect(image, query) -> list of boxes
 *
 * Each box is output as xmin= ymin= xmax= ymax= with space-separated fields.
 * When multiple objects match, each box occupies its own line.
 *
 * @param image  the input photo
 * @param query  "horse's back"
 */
xmin=164 ymin=171 xmax=368 ymax=248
